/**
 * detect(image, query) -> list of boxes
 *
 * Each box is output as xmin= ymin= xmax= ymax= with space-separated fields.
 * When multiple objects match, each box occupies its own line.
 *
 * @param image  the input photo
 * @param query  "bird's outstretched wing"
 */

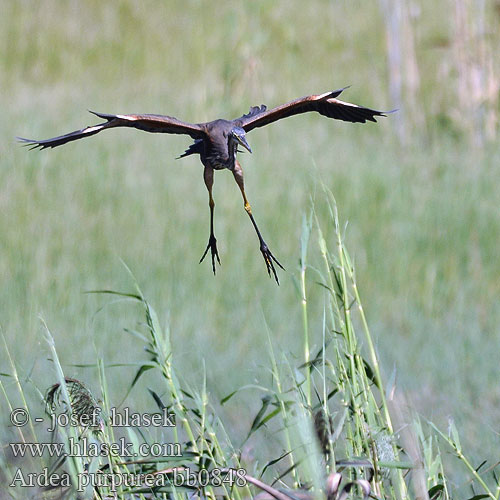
xmin=17 ymin=111 xmax=206 ymax=150
xmin=235 ymin=88 xmax=393 ymax=132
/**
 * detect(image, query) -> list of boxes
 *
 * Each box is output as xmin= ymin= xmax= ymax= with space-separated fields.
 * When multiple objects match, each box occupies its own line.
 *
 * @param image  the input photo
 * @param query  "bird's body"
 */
xmin=199 ymin=120 xmax=243 ymax=171
xmin=19 ymin=87 xmax=392 ymax=283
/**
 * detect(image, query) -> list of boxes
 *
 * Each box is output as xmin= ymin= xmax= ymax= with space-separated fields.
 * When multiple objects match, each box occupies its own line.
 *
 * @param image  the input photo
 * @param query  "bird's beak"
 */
xmin=237 ymin=135 xmax=252 ymax=153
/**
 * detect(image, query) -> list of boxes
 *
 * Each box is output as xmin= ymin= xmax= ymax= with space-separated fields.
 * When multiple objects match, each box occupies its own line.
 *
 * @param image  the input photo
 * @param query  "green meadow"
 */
xmin=1 ymin=1 xmax=499 ymax=498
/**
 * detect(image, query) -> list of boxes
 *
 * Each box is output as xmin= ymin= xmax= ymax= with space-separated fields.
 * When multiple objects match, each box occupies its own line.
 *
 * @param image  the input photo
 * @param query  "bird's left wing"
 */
xmin=235 ymin=88 xmax=392 ymax=132
xmin=17 ymin=111 xmax=206 ymax=150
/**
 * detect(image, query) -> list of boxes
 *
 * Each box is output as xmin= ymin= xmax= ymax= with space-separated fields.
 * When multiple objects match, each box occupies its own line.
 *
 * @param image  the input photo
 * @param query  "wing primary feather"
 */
xmin=16 ymin=124 xmax=109 ymax=150
xmin=88 ymin=110 xmax=116 ymax=121
xmin=326 ymin=86 xmax=351 ymax=99
xmin=16 ymin=137 xmax=47 ymax=151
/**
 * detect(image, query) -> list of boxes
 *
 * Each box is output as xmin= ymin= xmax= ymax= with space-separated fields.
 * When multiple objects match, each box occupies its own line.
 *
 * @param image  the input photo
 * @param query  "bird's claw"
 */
xmin=200 ymin=235 xmax=221 ymax=275
xmin=260 ymin=242 xmax=284 ymax=285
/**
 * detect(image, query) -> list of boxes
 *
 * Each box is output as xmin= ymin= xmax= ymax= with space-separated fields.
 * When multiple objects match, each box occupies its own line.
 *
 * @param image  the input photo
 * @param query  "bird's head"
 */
xmin=230 ymin=127 xmax=252 ymax=153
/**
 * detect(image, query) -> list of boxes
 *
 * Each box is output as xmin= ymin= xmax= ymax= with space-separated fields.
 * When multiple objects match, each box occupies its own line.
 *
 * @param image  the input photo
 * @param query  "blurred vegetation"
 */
xmin=3 ymin=202 xmax=497 ymax=500
xmin=0 ymin=0 xmax=499 ymax=493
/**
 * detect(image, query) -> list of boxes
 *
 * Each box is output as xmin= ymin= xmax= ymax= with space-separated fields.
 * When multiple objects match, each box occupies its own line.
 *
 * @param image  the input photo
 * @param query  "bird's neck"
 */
xmin=228 ymin=138 xmax=239 ymax=165
xmin=228 ymin=138 xmax=238 ymax=157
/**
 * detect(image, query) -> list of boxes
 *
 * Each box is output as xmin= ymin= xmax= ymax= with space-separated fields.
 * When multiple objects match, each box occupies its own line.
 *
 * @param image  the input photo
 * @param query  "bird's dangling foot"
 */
xmin=200 ymin=234 xmax=221 ymax=275
xmin=259 ymin=240 xmax=285 ymax=285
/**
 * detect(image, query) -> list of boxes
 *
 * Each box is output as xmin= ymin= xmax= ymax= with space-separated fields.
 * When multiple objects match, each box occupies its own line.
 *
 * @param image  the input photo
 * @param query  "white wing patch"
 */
xmin=328 ymin=98 xmax=361 ymax=108
xmin=84 ymin=125 xmax=103 ymax=133
xmin=317 ymin=90 xmax=337 ymax=99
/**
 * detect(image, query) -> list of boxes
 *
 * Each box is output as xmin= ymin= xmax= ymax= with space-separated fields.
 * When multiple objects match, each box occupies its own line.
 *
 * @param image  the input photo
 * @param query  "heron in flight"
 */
xmin=18 ymin=87 xmax=390 ymax=284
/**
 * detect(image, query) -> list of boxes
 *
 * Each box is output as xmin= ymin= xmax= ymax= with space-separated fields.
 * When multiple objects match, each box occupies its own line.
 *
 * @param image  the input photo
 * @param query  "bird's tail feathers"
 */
xmin=177 ymin=139 xmax=204 ymax=159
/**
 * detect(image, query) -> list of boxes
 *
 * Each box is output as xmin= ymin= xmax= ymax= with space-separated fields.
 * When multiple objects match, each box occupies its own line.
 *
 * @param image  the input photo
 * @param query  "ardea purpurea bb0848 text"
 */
xmin=18 ymin=87 xmax=392 ymax=284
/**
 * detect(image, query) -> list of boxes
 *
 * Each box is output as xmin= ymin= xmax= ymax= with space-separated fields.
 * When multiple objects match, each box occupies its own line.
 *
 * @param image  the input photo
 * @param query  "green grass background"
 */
xmin=1 ymin=0 xmax=499 ymax=468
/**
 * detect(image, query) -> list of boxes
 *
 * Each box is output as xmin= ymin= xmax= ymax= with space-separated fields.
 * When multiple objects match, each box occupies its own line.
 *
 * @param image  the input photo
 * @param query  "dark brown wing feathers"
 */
xmin=236 ymin=87 xmax=391 ymax=132
xmin=17 ymin=125 xmax=107 ymax=150
xmin=90 ymin=112 xmax=205 ymax=137
xmin=17 ymin=111 xmax=205 ymax=150
xmin=238 ymin=105 xmax=268 ymax=121
xmin=18 ymin=88 xmax=392 ymax=150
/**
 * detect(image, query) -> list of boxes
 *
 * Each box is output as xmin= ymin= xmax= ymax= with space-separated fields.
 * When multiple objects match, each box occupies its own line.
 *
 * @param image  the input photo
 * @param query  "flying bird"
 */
xmin=18 ymin=87 xmax=391 ymax=284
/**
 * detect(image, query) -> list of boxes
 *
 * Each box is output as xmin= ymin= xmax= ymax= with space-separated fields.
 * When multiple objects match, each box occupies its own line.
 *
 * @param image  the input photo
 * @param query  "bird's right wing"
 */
xmin=17 ymin=111 xmax=206 ymax=150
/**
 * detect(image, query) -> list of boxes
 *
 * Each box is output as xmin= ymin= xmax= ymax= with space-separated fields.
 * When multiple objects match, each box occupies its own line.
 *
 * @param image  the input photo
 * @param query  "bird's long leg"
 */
xmin=232 ymin=161 xmax=284 ymax=284
xmin=200 ymin=165 xmax=221 ymax=274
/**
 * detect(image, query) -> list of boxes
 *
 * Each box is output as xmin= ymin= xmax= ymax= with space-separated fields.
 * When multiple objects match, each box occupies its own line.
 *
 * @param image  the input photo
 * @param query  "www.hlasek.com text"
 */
xmin=10 ymin=437 xmax=182 ymax=459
